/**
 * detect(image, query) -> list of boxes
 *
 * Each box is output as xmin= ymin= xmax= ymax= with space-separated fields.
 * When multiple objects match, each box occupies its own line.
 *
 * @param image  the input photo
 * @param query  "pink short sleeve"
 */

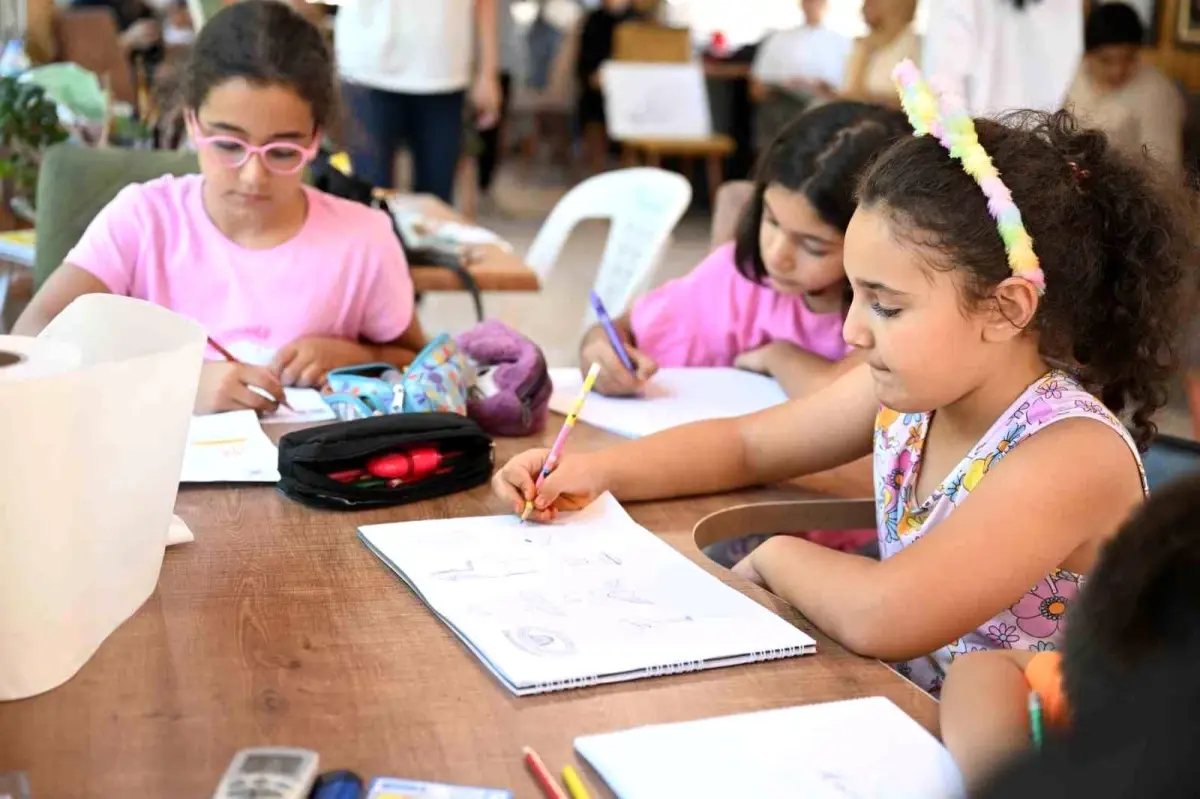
xmin=629 ymin=243 xmax=745 ymax=367
xmin=63 ymin=184 xmax=146 ymax=295
xmin=357 ymin=212 xmax=415 ymax=343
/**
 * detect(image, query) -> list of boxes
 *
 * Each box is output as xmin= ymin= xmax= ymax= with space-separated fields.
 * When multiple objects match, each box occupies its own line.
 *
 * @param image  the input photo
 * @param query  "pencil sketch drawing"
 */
xmin=503 ymin=626 xmax=577 ymax=657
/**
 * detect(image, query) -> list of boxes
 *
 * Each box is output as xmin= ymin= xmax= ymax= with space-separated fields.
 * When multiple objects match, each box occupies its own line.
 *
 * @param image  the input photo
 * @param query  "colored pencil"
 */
xmin=521 ymin=362 xmax=602 ymax=522
xmin=522 ymin=746 xmax=568 ymax=799
xmin=561 ymin=765 xmax=592 ymax=799
xmin=589 ymin=290 xmax=635 ymax=373
xmin=206 ymin=335 xmax=292 ymax=410
xmin=1028 ymin=691 xmax=1044 ymax=750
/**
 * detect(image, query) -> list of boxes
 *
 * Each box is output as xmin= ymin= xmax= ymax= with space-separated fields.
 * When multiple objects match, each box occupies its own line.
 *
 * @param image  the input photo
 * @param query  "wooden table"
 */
xmin=388 ymin=194 xmax=542 ymax=294
xmin=0 ymin=423 xmax=933 ymax=798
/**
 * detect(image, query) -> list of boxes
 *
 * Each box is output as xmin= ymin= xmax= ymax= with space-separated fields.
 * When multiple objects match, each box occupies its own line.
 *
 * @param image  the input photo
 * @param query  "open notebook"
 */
xmin=575 ymin=697 xmax=964 ymax=799
xmin=358 ymin=493 xmax=815 ymax=696
xmin=548 ymin=368 xmax=787 ymax=438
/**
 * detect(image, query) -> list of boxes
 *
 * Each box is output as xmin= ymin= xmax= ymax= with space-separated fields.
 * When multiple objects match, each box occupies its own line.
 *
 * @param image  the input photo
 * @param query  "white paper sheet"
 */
xmin=0 ymin=295 xmax=206 ymax=700
xmin=549 ymin=367 xmax=787 ymax=438
xmin=359 ymin=493 xmax=814 ymax=695
xmin=576 ymin=697 xmax=964 ymax=799
xmin=261 ymin=388 xmax=337 ymax=425
xmin=600 ymin=62 xmax=714 ymax=140
xmin=181 ymin=410 xmax=280 ymax=483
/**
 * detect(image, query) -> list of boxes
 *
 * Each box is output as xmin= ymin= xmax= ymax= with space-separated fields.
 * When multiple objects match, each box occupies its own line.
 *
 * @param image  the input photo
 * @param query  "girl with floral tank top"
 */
xmin=492 ymin=62 xmax=1195 ymax=697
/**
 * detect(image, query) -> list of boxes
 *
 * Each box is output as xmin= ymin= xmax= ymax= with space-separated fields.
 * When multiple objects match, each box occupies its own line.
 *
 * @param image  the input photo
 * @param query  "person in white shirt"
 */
xmin=922 ymin=0 xmax=1083 ymax=119
xmin=1066 ymin=2 xmax=1183 ymax=178
xmin=750 ymin=0 xmax=852 ymax=102
xmin=336 ymin=0 xmax=502 ymax=203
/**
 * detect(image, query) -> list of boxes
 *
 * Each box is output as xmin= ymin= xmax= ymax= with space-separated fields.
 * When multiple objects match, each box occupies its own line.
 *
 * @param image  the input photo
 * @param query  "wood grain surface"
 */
xmin=0 ymin=421 xmax=933 ymax=798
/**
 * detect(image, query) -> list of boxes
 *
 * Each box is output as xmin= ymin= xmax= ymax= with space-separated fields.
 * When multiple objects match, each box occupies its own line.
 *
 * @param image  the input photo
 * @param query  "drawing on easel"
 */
xmin=503 ymin=626 xmax=577 ymax=657
xmin=600 ymin=62 xmax=713 ymax=141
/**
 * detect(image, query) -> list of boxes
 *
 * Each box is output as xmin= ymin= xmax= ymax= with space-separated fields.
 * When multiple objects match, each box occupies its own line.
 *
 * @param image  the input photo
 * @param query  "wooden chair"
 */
xmin=694 ymin=498 xmax=877 ymax=553
xmin=611 ymin=22 xmax=736 ymax=208
xmin=54 ymin=8 xmax=136 ymax=106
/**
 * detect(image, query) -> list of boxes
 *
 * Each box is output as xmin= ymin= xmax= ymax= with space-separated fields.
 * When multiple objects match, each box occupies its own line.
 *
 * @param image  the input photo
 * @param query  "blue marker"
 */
xmin=589 ymin=290 xmax=636 ymax=374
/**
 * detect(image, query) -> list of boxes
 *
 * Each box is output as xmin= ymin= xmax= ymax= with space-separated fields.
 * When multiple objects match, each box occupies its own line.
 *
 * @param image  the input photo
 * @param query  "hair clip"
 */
xmin=892 ymin=60 xmax=1045 ymax=294
xmin=1068 ymin=161 xmax=1091 ymax=181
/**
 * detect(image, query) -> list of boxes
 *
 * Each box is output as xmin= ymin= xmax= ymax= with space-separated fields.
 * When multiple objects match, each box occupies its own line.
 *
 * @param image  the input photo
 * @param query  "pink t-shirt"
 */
xmin=629 ymin=242 xmax=850 ymax=367
xmin=66 ymin=174 xmax=414 ymax=364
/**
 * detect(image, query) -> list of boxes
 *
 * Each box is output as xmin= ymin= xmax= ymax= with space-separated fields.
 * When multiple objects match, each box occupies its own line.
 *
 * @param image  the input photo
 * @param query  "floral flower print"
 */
xmin=1011 ymin=575 xmax=1079 ymax=639
xmin=987 ymin=622 xmax=1021 ymax=648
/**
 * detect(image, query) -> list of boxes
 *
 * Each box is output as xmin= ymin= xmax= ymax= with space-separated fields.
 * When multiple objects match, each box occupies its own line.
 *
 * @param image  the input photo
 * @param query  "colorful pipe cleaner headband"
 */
xmin=891 ymin=59 xmax=1046 ymax=294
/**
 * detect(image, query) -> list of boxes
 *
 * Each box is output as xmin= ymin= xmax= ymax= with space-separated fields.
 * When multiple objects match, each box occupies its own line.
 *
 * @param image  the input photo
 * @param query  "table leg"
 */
xmin=621 ymin=146 xmax=638 ymax=168
xmin=645 ymin=150 xmax=661 ymax=168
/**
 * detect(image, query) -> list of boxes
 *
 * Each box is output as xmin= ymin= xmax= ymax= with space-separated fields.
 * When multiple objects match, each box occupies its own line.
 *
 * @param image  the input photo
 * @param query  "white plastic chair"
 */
xmin=525 ymin=167 xmax=692 ymax=327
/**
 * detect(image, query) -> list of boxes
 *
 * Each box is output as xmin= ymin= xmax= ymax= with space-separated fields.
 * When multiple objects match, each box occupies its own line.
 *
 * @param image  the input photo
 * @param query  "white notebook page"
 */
xmin=548 ymin=367 xmax=787 ymax=438
xmin=359 ymin=494 xmax=815 ymax=694
xmin=576 ymin=697 xmax=964 ymax=799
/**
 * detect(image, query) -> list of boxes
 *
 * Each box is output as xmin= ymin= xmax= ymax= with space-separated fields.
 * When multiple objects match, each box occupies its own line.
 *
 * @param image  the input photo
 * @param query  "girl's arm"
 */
xmin=940 ymin=650 xmax=1038 ymax=791
xmin=745 ymin=416 xmax=1143 ymax=661
xmin=735 ymin=342 xmax=865 ymax=399
xmin=591 ymin=362 xmax=878 ymax=502
xmin=274 ymin=316 xmax=427 ymax=387
xmin=12 ymin=265 xmax=111 ymax=336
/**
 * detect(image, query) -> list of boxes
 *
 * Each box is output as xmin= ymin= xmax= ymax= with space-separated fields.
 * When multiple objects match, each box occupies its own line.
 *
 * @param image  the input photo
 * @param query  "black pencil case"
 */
xmin=277 ymin=413 xmax=495 ymax=510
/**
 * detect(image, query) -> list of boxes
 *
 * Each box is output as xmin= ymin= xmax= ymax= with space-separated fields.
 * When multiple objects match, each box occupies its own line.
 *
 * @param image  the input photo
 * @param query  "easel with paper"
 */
xmin=600 ymin=62 xmax=714 ymax=141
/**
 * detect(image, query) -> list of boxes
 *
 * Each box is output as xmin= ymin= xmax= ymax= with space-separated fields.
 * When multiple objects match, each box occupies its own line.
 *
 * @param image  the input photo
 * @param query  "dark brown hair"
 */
xmin=171 ymin=0 xmax=337 ymax=132
xmin=735 ymin=101 xmax=909 ymax=285
xmin=858 ymin=110 xmax=1197 ymax=448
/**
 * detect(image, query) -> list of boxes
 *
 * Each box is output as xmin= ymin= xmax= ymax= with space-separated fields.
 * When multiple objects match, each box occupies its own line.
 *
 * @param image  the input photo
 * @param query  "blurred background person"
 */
xmin=1066 ymin=1 xmax=1183 ymax=177
xmin=922 ymin=0 xmax=1083 ymax=118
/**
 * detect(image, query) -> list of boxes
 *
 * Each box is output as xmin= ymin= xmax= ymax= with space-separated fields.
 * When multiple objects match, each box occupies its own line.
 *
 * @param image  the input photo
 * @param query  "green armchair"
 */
xmin=33 ymin=144 xmax=199 ymax=290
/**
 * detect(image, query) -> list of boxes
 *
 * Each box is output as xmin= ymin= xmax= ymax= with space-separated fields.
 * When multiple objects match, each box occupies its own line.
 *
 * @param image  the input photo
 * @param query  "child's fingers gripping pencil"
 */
xmin=207 ymin=335 xmax=292 ymax=411
xmin=589 ymin=290 xmax=636 ymax=374
xmin=521 ymin=362 xmax=602 ymax=522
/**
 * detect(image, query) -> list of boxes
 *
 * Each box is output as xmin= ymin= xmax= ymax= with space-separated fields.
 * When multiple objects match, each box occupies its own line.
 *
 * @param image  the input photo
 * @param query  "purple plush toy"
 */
xmin=455 ymin=320 xmax=552 ymax=437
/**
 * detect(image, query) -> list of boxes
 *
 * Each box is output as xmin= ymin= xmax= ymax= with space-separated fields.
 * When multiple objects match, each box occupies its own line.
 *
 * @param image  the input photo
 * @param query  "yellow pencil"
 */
xmin=561 ymin=765 xmax=592 ymax=799
xmin=521 ymin=363 xmax=602 ymax=522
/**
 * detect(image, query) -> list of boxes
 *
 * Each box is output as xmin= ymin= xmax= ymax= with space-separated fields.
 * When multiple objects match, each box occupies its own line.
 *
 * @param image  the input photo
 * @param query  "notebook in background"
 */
xmin=358 ymin=493 xmax=815 ymax=696
xmin=181 ymin=409 xmax=280 ymax=483
xmin=548 ymin=368 xmax=787 ymax=438
xmin=575 ymin=697 xmax=964 ymax=799
xmin=0 ymin=229 xmax=35 ymax=268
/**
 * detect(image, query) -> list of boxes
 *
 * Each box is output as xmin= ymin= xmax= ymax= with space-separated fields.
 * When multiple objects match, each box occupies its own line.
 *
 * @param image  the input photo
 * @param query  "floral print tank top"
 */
xmin=873 ymin=370 xmax=1146 ymax=695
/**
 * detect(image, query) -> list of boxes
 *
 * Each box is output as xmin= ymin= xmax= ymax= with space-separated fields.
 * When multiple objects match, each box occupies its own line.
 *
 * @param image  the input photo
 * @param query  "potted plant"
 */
xmin=0 ymin=75 xmax=68 ymax=221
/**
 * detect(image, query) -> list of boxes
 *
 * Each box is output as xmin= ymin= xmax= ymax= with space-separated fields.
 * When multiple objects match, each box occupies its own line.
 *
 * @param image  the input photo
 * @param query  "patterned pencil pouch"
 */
xmin=323 ymin=334 xmax=472 ymax=420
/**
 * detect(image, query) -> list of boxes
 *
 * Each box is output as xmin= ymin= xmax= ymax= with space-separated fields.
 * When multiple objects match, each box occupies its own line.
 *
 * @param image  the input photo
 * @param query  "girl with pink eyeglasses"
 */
xmin=16 ymin=0 xmax=425 ymax=415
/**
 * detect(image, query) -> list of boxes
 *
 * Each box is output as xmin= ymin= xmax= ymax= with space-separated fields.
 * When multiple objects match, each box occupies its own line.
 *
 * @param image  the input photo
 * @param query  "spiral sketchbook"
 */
xmin=358 ymin=494 xmax=816 ymax=696
xmin=575 ymin=697 xmax=963 ymax=799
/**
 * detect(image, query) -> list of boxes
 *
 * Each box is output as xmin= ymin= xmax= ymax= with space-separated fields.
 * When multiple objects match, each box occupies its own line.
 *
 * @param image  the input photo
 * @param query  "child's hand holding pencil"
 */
xmin=493 ymin=363 xmax=606 ymax=523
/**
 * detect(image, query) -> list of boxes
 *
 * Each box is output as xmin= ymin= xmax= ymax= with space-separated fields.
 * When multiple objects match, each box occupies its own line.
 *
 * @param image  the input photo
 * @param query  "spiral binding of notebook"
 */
xmin=359 ymin=493 xmax=817 ymax=697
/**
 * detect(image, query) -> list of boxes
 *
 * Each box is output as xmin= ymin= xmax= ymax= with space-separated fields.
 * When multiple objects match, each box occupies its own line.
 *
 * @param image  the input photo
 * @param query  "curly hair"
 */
xmin=735 ymin=101 xmax=909 ymax=286
xmin=166 ymin=0 xmax=338 ymax=133
xmin=858 ymin=109 xmax=1198 ymax=449
xmin=1062 ymin=474 xmax=1200 ymax=721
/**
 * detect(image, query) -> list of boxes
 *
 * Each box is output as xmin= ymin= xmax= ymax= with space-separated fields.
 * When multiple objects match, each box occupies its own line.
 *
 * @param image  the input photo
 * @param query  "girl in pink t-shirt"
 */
xmin=15 ymin=1 xmax=423 ymax=415
xmin=580 ymin=101 xmax=908 ymax=399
